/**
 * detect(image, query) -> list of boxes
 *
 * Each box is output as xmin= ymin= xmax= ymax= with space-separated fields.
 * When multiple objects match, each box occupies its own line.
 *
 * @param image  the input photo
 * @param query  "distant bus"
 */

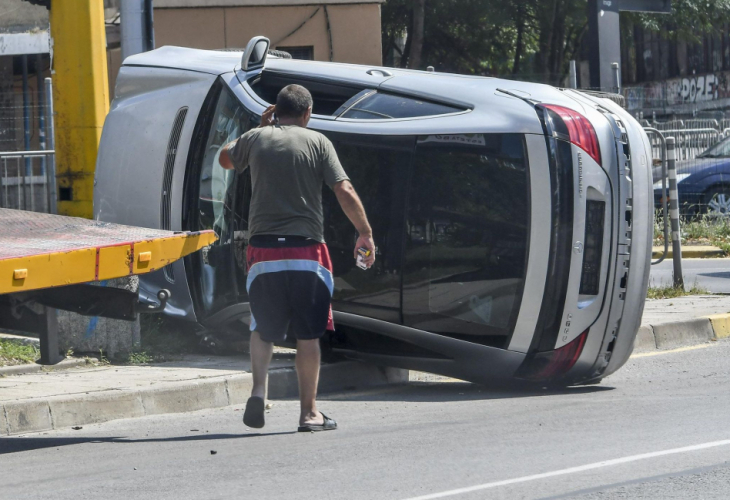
xmin=95 ymin=37 xmax=653 ymax=385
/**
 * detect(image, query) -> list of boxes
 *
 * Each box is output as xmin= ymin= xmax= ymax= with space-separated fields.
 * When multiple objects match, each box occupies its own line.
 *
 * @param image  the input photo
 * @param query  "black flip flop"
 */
xmin=243 ymin=396 xmax=265 ymax=429
xmin=298 ymin=412 xmax=337 ymax=432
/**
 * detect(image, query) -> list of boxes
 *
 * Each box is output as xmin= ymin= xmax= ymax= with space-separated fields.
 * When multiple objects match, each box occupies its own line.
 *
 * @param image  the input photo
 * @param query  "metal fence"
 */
xmin=1 ymin=150 xmax=56 ymax=213
xmin=0 ymin=78 xmax=56 ymax=213
xmin=646 ymin=126 xmax=730 ymax=219
xmin=647 ymin=128 xmax=722 ymax=161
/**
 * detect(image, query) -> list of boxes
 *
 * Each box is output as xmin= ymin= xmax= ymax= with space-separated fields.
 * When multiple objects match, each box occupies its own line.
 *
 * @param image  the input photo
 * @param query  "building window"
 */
xmin=277 ymin=46 xmax=314 ymax=60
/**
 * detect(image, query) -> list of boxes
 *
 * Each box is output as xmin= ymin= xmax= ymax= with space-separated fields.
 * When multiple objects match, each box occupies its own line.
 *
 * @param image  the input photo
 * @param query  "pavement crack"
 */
xmin=2 ymin=403 xmax=9 ymax=435
xmin=47 ymin=400 xmax=55 ymax=430
xmin=224 ymin=379 xmax=231 ymax=405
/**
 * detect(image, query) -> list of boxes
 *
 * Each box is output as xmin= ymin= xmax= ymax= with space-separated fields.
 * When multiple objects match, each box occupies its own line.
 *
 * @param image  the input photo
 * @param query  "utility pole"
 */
xmin=121 ymin=0 xmax=155 ymax=61
xmin=49 ymin=0 xmax=109 ymax=218
xmin=587 ymin=0 xmax=672 ymax=92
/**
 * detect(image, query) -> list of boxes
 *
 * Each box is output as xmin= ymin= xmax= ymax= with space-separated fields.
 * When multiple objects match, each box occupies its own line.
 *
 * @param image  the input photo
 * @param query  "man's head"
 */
xmin=276 ymin=84 xmax=313 ymax=126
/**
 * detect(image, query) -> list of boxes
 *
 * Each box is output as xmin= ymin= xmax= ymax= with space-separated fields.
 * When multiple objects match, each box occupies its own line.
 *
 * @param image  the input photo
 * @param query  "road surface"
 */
xmin=2 ymin=340 xmax=730 ymax=499
xmin=650 ymin=258 xmax=730 ymax=293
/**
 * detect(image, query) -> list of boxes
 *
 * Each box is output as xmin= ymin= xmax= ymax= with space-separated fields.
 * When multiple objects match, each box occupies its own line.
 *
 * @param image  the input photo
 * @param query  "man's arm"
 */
xmin=332 ymin=180 xmax=376 ymax=267
xmin=218 ymin=105 xmax=277 ymax=171
xmin=219 ymin=143 xmax=235 ymax=170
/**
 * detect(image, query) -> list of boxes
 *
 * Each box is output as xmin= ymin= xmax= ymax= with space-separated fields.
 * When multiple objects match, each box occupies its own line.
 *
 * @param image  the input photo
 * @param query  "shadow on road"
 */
xmin=698 ymin=271 xmax=730 ymax=279
xmin=0 ymin=430 xmax=296 ymax=455
xmin=319 ymin=380 xmax=614 ymax=403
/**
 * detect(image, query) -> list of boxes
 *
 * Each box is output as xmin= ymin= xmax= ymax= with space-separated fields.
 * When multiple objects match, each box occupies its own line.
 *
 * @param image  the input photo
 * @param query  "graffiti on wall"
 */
xmin=624 ymin=72 xmax=730 ymax=111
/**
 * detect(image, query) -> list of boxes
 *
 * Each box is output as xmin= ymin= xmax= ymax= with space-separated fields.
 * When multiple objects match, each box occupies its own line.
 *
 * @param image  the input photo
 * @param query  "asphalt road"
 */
xmin=650 ymin=258 xmax=730 ymax=292
xmin=2 ymin=340 xmax=730 ymax=500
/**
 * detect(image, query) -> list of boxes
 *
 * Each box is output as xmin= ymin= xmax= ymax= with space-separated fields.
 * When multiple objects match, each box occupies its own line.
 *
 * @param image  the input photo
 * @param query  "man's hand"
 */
xmin=332 ymin=180 xmax=375 ymax=269
xmin=260 ymin=105 xmax=276 ymax=127
xmin=354 ymin=234 xmax=376 ymax=268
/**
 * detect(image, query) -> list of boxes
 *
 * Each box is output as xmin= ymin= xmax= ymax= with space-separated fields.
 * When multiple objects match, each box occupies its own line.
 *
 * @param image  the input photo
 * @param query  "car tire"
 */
xmin=703 ymin=186 xmax=730 ymax=217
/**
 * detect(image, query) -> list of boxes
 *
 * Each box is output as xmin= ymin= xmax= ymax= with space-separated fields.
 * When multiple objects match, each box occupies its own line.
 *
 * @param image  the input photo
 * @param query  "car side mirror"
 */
xmin=242 ymin=36 xmax=270 ymax=71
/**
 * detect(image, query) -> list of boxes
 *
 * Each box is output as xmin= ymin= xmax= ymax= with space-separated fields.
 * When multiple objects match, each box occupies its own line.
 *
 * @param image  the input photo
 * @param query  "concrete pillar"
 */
xmin=57 ymin=277 xmax=141 ymax=360
xmin=587 ymin=0 xmax=621 ymax=91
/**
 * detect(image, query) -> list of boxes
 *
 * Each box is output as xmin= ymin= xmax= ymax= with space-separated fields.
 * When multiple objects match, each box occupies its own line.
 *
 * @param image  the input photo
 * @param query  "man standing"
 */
xmin=219 ymin=85 xmax=375 ymax=432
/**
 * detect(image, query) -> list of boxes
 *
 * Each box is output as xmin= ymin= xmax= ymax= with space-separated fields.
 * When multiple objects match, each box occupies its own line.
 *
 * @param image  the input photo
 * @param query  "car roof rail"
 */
xmin=242 ymin=36 xmax=270 ymax=71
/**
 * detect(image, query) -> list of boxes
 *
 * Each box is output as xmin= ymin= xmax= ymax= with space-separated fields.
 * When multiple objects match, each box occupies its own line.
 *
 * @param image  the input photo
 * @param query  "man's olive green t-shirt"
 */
xmin=228 ymin=125 xmax=349 ymax=243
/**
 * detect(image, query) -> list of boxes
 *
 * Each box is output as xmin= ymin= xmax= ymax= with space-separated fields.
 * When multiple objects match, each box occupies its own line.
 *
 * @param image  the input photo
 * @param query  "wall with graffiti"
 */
xmin=624 ymin=72 xmax=730 ymax=111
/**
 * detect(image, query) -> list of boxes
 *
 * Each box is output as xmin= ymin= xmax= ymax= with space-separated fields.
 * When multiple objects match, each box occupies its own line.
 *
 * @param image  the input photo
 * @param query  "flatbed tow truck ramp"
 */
xmin=0 ymin=208 xmax=216 ymax=363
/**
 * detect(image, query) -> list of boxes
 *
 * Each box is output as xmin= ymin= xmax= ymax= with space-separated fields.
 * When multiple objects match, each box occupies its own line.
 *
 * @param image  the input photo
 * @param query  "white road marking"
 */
xmin=631 ymin=343 xmax=714 ymax=358
xmin=402 ymin=439 xmax=730 ymax=500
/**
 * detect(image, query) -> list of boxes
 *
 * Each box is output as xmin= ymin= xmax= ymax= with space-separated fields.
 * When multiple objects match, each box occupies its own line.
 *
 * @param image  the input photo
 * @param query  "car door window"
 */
xmin=193 ymin=83 xmax=255 ymax=314
xmin=321 ymin=134 xmax=414 ymax=322
xmin=403 ymin=134 xmax=529 ymax=348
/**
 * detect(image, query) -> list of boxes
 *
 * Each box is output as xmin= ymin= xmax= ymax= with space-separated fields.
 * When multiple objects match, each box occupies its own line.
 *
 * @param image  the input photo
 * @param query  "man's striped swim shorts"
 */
xmin=246 ymin=235 xmax=335 ymax=343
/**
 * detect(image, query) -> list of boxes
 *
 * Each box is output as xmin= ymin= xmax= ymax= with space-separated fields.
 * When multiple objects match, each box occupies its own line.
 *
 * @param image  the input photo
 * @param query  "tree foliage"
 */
xmin=381 ymin=0 xmax=730 ymax=84
xmin=624 ymin=0 xmax=730 ymax=43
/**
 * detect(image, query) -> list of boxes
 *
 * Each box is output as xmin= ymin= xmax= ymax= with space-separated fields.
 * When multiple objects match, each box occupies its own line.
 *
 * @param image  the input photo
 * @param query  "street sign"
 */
xmin=619 ymin=0 xmax=672 ymax=13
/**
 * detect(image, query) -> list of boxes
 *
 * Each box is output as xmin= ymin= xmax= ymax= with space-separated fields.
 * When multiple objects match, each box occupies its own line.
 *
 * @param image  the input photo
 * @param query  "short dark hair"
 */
xmin=276 ymin=84 xmax=313 ymax=118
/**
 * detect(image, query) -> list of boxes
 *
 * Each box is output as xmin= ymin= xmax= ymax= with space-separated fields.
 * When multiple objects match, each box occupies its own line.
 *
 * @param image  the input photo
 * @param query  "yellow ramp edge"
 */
xmin=1 ymin=231 xmax=217 ymax=295
xmin=706 ymin=314 xmax=730 ymax=340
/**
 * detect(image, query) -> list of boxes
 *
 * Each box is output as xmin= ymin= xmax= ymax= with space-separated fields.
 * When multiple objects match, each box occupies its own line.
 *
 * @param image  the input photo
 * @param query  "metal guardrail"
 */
xmin=647 ymin=128 xmax=721 ymax=161
xmin=0 ymin=150 xmax=56 ymax=213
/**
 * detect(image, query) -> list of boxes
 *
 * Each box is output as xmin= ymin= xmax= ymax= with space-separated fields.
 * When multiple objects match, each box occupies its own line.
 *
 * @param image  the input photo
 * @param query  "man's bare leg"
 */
xmin=296 ymin=338 xmax=323 ymax=426
xmin=250 ymin=331 xmax=273 ymax=400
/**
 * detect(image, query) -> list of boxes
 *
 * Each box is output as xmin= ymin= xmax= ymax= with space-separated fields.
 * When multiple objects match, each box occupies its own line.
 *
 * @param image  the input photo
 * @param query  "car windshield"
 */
xmin=698 ymin=137 xmax=730 ymax=158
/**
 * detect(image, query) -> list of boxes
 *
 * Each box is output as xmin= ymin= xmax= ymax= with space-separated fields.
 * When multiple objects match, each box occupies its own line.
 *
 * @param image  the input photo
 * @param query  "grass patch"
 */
xmin=125 ymin=315 xmax=201 ymax=364
xmin=647 ymin=283 xmax=709 ymax=299
xmin=654 ymin=213 xmax=730 ymax=255
xmin=0 ymin=338 xmax=40 ymax=366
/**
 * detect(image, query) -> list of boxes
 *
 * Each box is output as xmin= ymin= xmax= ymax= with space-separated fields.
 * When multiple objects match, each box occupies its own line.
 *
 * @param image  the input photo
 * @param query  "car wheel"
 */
xmin=704 ymin=186 xmax=730 ymax=217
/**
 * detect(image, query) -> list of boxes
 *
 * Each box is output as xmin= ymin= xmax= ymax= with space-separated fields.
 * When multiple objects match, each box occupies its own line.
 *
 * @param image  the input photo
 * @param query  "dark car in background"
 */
xmin=654 ymin=136 xmax=730 ymax=217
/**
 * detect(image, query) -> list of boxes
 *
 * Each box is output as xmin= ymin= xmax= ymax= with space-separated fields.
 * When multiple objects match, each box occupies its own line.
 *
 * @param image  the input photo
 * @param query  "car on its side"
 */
xmin=653 ymin=136 xmax=730 ymax=217
xmin=95 ymin=37 xmax=654 ymax=386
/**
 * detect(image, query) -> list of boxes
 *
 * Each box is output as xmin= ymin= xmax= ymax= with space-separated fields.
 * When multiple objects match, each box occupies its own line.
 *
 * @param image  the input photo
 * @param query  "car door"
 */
xmin=320 ymin=132 xmax=415 ymax=323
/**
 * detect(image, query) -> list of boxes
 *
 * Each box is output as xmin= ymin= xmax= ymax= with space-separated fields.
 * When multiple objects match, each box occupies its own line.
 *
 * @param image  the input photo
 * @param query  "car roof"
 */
xmin=123 ymin=46 xmax=590 ymax=135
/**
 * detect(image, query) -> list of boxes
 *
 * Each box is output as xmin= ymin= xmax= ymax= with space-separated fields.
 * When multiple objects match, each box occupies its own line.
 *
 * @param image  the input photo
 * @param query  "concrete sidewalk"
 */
xmin=0 ymin=351 xmax=406 ymax=436
xmin=2 ymin=295 xmax=730 ymax=436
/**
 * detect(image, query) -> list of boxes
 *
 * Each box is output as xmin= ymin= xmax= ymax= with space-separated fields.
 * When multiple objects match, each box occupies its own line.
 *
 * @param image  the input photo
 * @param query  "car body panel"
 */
xmin=507 ymin=134 xmax=552 ymax=353
xmin=95 ymin=65 xmax=218 ymax=321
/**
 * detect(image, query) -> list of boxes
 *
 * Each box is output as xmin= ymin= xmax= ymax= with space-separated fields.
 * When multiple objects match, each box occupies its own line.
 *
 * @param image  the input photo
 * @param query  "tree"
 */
xmin=380 ymin=0 xmax=585 ymax=83
xmin=624 ymin=0 xmax=730 ymax=44
xmin=380 ymin=0 xmax=729 ymax=84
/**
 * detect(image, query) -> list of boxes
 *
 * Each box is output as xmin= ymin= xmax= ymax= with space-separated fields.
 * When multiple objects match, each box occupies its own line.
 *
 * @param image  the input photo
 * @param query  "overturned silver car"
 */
xmin=95 ymin=37 xmax=653 ymax=385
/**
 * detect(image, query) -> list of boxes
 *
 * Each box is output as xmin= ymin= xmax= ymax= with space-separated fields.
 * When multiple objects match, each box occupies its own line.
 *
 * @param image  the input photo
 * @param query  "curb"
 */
xmin=651 ymin=246 xmax=726 ymax=259
xmin=0 ymin=361 xmax=407 ymax=436
xmin=634 ymin=313 xmax=730 ymax=352
xmin=0 ymin=358 xmax=93 ymax=377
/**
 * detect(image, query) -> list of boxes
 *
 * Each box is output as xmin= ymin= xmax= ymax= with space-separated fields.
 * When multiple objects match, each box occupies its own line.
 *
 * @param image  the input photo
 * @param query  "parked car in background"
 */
xmin=654 ymin=136 xmax=730 ymax=217
xmin=95 ymin=37 xmax=654 ymax=386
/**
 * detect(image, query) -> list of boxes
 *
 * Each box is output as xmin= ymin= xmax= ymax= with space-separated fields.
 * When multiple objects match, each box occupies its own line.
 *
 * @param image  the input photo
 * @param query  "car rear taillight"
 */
xmin=516 ymin=330 xmax=589 ymax=382
xmin=543 ymin=105 xmax=601 ymax=166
